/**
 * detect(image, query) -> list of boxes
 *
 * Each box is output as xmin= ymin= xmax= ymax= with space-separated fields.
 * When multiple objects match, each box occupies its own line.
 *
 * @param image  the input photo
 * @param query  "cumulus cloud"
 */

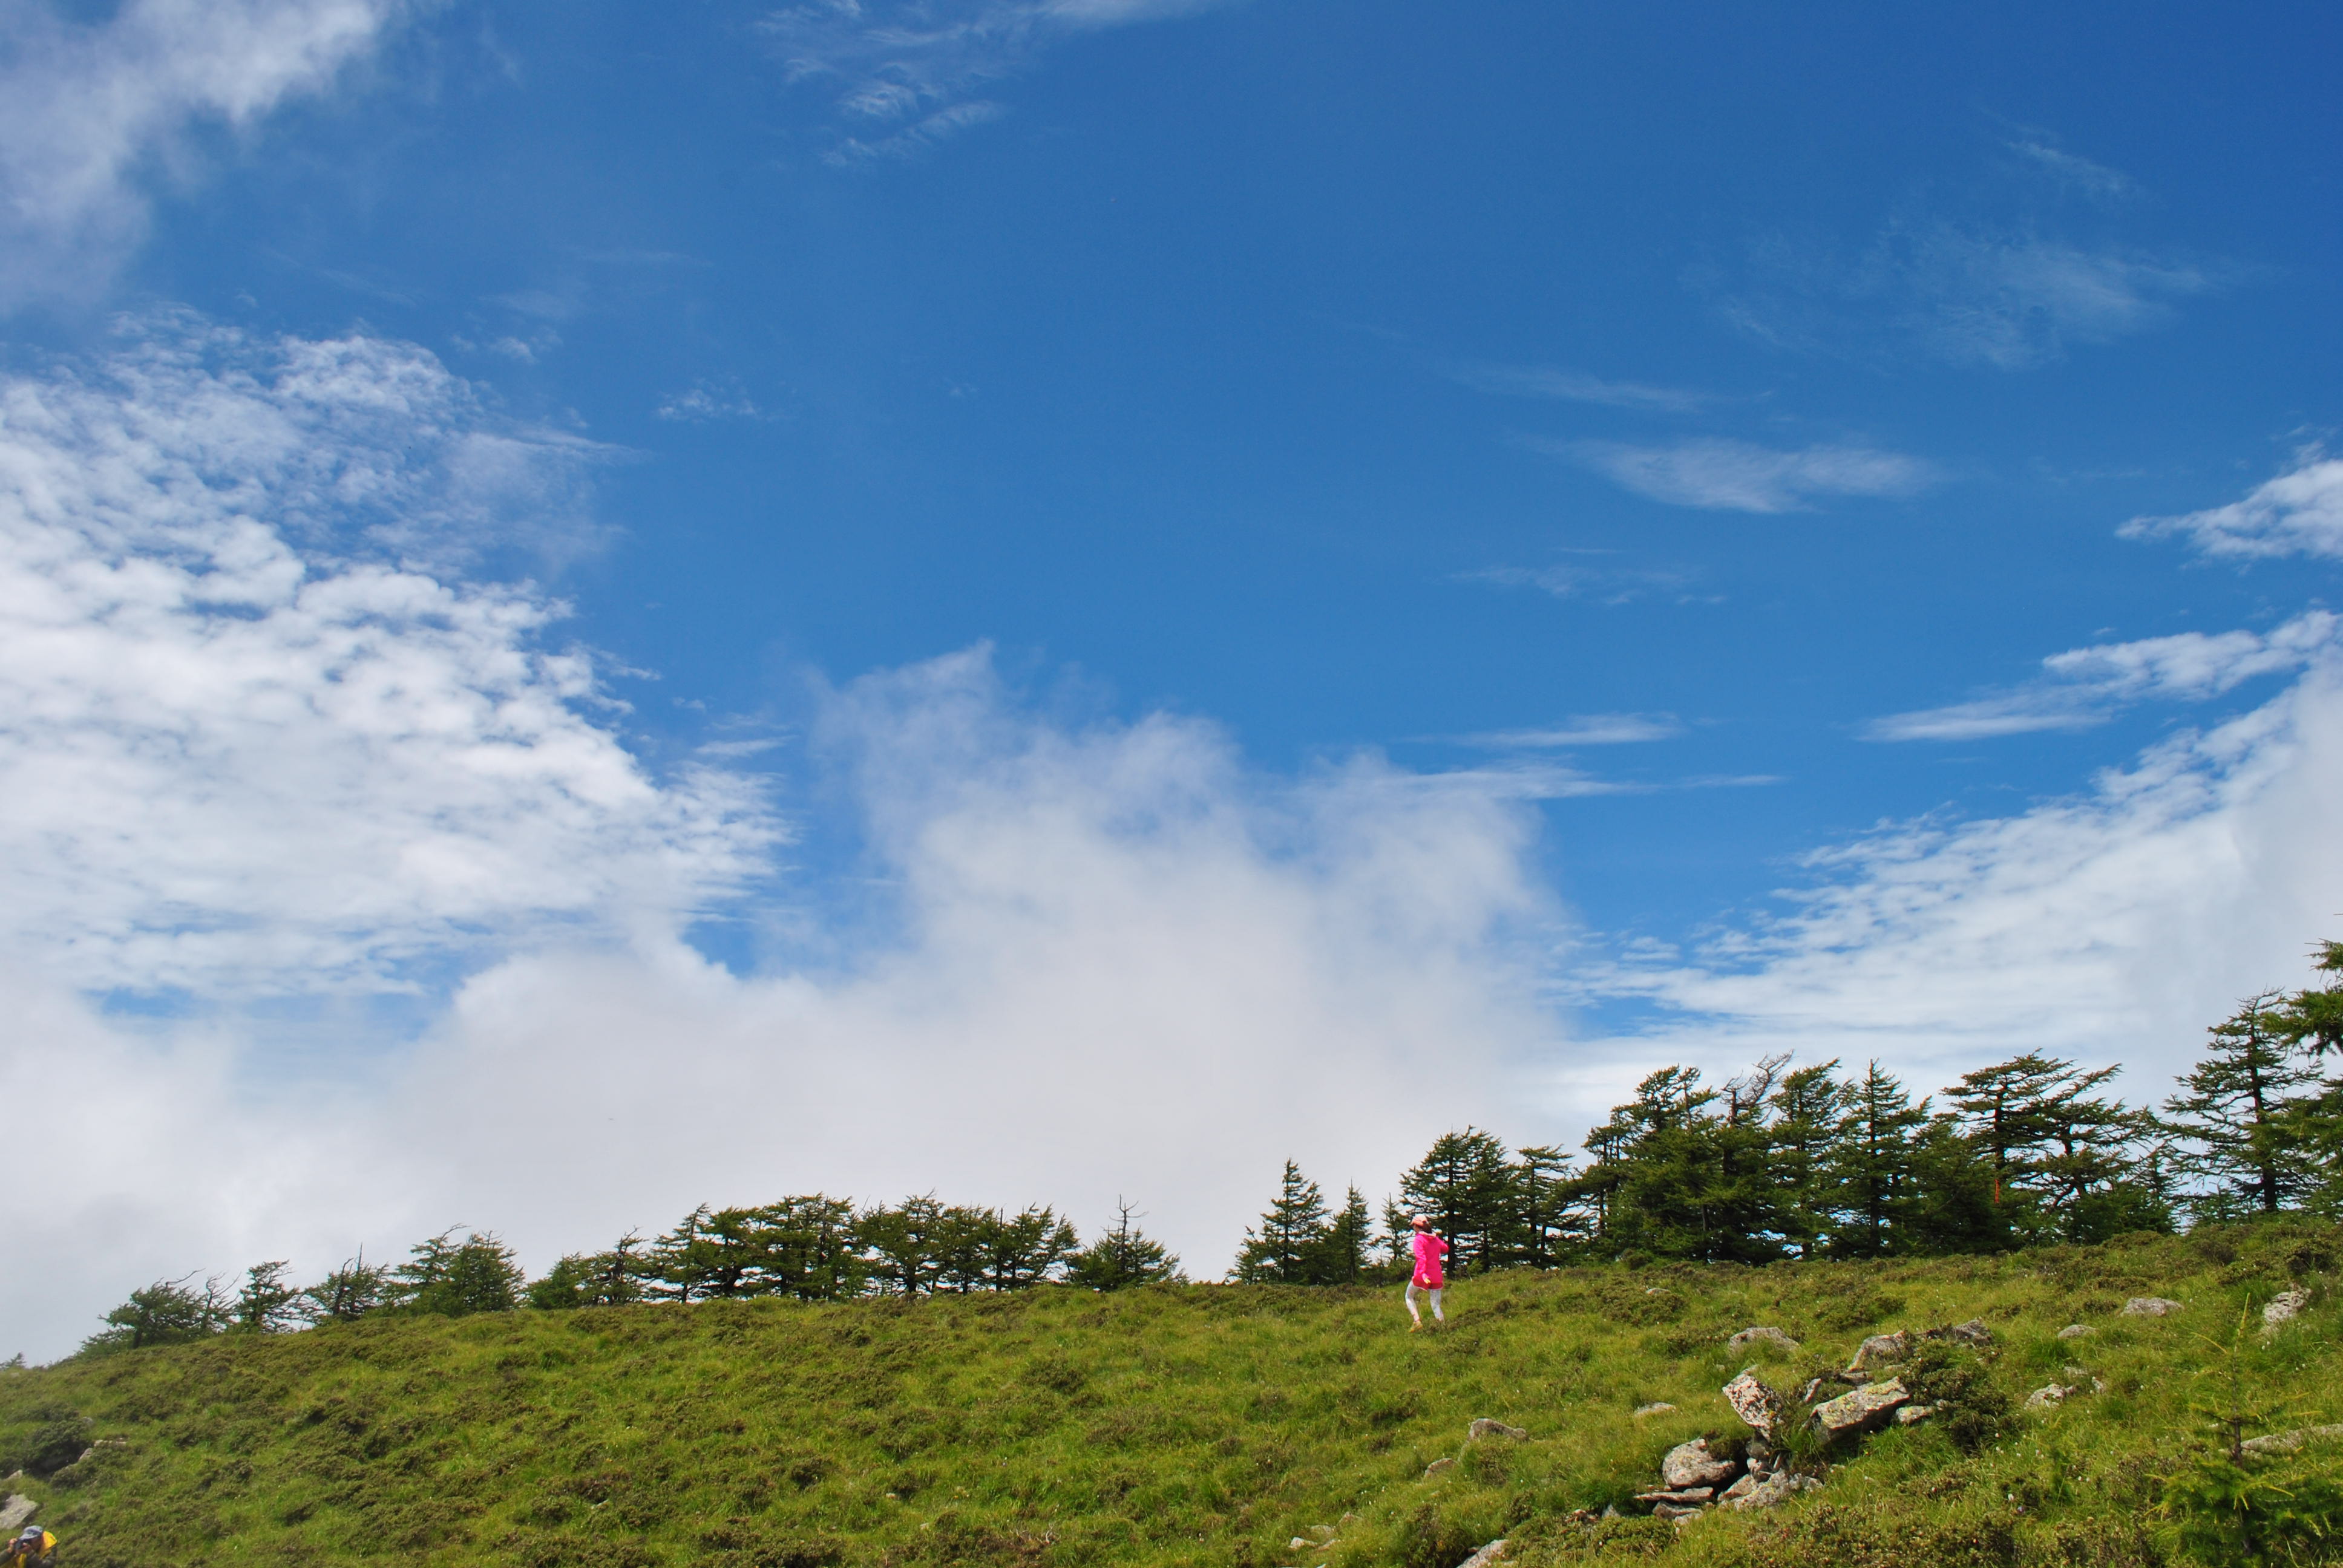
xmin=2121 ymin=454 xmax=2343 ymax=562
xmin=0 ymin=647 xmax=1570 ymax=1361
xmin=0 ymin=314 xmax=775 ymax=998
xmin=1865 ymin=612 xmax=2339 ymax=741
xmin=761 ymin=0 xmax=1241 ymax=163
xmin=1542 ymin=436 xmax=1938 ymax=513
xmin=1579 ymin=656 xmax=2343 ymax=1108
xmin=0 ymin=0 xmax=413 ymax=309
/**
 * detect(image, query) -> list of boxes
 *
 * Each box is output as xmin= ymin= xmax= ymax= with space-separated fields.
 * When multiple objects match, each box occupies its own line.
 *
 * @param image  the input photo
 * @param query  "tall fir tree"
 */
xmin=1309 ymin=1186 xmax=1375 ymax=1284
xmin=1767 ymin=1060 xmax=1847 ymax=1258
xmin=1231 ymin=1161 xmax=1332 ymax=1283
xmin=1512 ymin=1145 xmax=1581 ymax=1268
xmin=1067 ymin=1200 xmax=1182 ymax=1290
xmin=1826 ymin=1062 xmax=1928 ymax=1258
xmin=1395 ymin=1129 xmax=1519 ymax=1273
xmin=2164 ymin=992 xmax=2320 ymax=1218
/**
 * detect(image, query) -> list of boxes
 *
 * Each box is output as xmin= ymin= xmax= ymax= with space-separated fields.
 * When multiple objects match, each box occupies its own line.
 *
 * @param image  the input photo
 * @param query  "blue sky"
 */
xmin=1 ymin=0 xmax=2339 ymax=1354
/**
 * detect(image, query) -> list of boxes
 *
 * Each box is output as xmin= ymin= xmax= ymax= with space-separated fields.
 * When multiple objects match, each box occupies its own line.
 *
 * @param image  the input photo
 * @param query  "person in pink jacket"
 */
xmin=1406 ymin=1214 xmax=1449 ymax=1331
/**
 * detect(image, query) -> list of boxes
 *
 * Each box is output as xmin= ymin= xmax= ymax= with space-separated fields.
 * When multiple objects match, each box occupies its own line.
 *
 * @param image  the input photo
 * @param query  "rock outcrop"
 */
xmin=1457 ymin=1541 xmax=1509 ymax=1568
xmin=2263 ymin=1289 xmax=2310 ymax=1333
xmin=1723 ymin=1371 xmax=1785 ymax=1437
xmin=1660 ymin=1438 xmax=1737 ymax=1490
xmin=0 ymin=1498 xmax=35 ymax=1535
xmin=2056 ymin=1324 xmax=2096 ymax=1340
xmin=1812 ymin=1379 xmax=1910 ymax=1437
xmin=2241 ymin=1424 xmax=2343 ymax=1457
xmin=1727 ymin=1325 xmax=1800 ymax=1355
xmin=1631 ymin=1402 xmax=1676 ymax=1418
xmin=2123 ymin=1297 xmax=2183 ymax=1317
xmin=1847 ymin=1330 xmax=1910 ymax=1373
xmin=1467 ymin=1419 xmax=1528 ymax=1441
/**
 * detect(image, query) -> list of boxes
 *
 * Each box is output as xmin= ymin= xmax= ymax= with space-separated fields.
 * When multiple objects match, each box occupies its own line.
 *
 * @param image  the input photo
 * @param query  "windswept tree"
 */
xmin=1232 ymin=1161 xmax=1331 ymax=1283
xmin=1068 ymin=1200 xmax=1182 ymax=1290
xmin=1513 ymin=1146 xmax=1582 ymax=1269
xmin=394 ymin=1230 xmax=525 ymax=1317
xmin=231 ymin=1261 xmax=307 ymax=1333
xmin=83 ymin=1275 xmax=231 ymax=1354
xmin=304 ymin=1251 xmax=393 ymax=1323
xmin=980 ymin=1205 xmax=1080 ymax=1290
xmin=528 ymin=1233 xmax=653 ymax=1310
xmin=1396 ymin=1128 xmax=1520 ymax=1273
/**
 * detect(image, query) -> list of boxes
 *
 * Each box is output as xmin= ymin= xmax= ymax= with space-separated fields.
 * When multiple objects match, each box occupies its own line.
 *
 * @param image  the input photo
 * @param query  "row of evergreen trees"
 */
xmin=85 ymin=1198 xmax=1184 ymax=1353
xmin=87 ymin=938 xmax=2340 ymax=1349
xmin=1233 ymin=940 xmax=2343 ymax=1278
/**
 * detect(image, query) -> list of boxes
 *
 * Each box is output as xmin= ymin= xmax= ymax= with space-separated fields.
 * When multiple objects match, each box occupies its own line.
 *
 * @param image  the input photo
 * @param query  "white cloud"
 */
xmin=761 ymin=0 xmax=1241 ymax=162
xmin=1449 ymin=362 xmax=1709 ymax=413
xmin=0 ymin=314 xmax=776 ymax=998
xmin=1579 ymin=658 xmax=2343 ymax=1111
xmin=1866 ymin=612 xmax=2339 ymax=741
xmin=2008 ymin=140 xmax=2135 ymax=201
xmin=2120 ymin=454 xmax=2343 ymax=562
xmin=655 ymin=378 xmax=775 ymax=423
xmin=1460 ymin=714 xmax=1685 ymax=748
xmin=1546 ymin=437 xmax=1938 ymax=513
xmin=0 ymin=647 xmax=1568 ymax=1361
xmin=0 ymin=0 xmax=413 ymax=310
xmin=1459 ymin=560 xmax=1712 ymax=606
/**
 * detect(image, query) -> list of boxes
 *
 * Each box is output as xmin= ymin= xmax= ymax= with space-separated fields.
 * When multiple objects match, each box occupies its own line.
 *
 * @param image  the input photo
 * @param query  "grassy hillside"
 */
xmin=4 ymin=1221 xmax=2340 ymax=1568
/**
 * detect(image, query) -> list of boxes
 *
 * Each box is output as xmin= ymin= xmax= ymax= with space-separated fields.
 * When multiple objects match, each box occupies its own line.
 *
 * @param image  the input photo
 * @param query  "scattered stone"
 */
xmin=1660 ymin=1438 xmax=1738 ymax=1490
xmin=1288 ymin=1539 xmax=1311 ymax=1552
xmin=0 ymin=1498 xmax=34 ymax=1534
xmin=1634 ymin=1486 xmax=1716 ymax=1505
xmin=1744 ymin=1435 xmax=1780 ymax=1480
xmin=1812 ymin=1379 xmax=1910 ymax=1437
xmin=1922 ymin=1319 xmax=1994 ymax=1346
xmin=1467 ymin=1419 xmax=1528 ymax=1441
xmin=2264 ymin=1290 xmax=2311 ymax=1333
xmin=2024 ymin=1383 xmax=2080 ymax=1411
xmin=1720 ymin=1473 xmax=1759 ymax=1502
xmin=1424 ymin=1458 xmax=1456 ymax=1478
xmin=2123 ymin=1297 xmax=2183 ymax=1317
xmin=1723 ymin=1473 xmax=1821 ymax=1511
xmin=1632 ymin=1402 xmax=1677 ymax=1418
xmin=1652 ymin=1500 xmax=1706 ymax=1523
xmin=1797 ymin=1377 xmax=1827 ymax=1406
xmin=1895 ymin=1405 xmax=1935 ymax=1426
xmin=2241 ymin=1425 xmax=2343 ymax=1457
xmin=1728 ymin=1325 xmax=1801 ymax=1355
xmin=2057 ymin=1324 xmax=2096 ymax=1340
xmin=1848 ymin=1330 xmax=1910 ymax=1373
xmin=1458 ymin=1541 xmax=1509 ymax=1568
xmin=1601 ymin=1505 xmax=1620 ymax=1520
xmin=2062 ymin=1365 xmax=2094 ymax=1380
xmin=1308 ymin=1524 xmax=1336 ymax=1539
xmin=1723 ymin=1371 xmax=1784 ymax=1437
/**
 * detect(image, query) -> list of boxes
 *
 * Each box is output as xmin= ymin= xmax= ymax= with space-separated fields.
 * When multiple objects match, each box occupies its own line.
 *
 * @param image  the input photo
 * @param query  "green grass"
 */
xmin=5 ymin=1221 xmax=2340 ymax=1567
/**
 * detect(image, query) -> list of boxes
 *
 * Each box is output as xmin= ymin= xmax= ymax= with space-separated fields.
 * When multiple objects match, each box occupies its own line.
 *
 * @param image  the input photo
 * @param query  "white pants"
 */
xmin=1406 ymin=1282 xmax=1444 ymax=1322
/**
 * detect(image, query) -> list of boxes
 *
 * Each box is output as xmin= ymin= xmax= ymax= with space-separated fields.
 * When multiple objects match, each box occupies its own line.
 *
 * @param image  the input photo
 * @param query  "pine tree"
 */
xmin=1768 ymin=1060 xmax=1847 ymax=1258
xmin=984 ymin=1205 xmax=1080 ymax=1290
xmin=2164 ymin=992 xmax=2320 ymax=1218
xmin=861 ymin=1195 xmax=954 ymax=1296
xmin=1232 ymin=1161 xmax=1331 ymax=1283
xmin=1310 ymin=1186 xmax=1375 ymax=1284
xmin=1512 ymin=1145 xmax=1581 ymax=1269
xmin=85 ymin=1275 xmax=231 ymax=1353
xmin=394 ymin=1230 xmax=525 ymax=1316
xmin=304 ymin=1250 xmax=392 ymax=1322
xmin=1944 ymin=1052 xmax=2077 ymax=1221
xmin=2029 ymin=1063 xmax=2167 ymax=1241
xmin=1067 ymin=1200 xmax=1182 ymax=1290
xmin=1396 ymin=1128 xmax=1519 ymax=1273
xmin=230 ymin=1261 xmax=306 ymax=1333
xmin=1826 ymin=1062 xmax=1927 ymax=1258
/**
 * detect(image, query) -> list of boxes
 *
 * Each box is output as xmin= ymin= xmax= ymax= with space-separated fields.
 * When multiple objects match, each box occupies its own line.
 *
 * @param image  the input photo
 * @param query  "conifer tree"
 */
xmin=1067 ymin=1200 xmax=1182 ymax=1290
xmin=1512 ymin=1145 xmax=1581 ymax=1268
xmin=1945 ymin=1052 xmax=2076 ymax=1218
xmin=2164 ymin=992 xmax=2319 ymax=1218
xmin=1767 ymin=1060 xmax=1847 ymax=1258
xmin=1232 ymin=1161 xmax=1331 ymax=1283
xmin=230 ymin=1261 xmax=306 ymax=1333
xmin=394 ymin=1230 xmax=525 ymax=1317
xmin=304 ymin=1250 xmax=392 ymax=1322
xmin=1311 ymin=1186 xmax=1375 ymax=1284
xmin=983 ymin=1205 xmax=1080 ymax=1290
xmin=862 ymin=1195 xmax=954 ymax=1296
xmin=1827 ymin=1062 xmax=1927 ymax=1258
xmin=1397 ymin=1128 xmax=1519 ymax=1272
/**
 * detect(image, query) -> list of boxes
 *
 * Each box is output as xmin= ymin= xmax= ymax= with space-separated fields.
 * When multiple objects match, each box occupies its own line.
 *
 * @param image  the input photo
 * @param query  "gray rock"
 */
xmin=1424 ymin=1457 xmax=1456 ymax=1478
xmin=1634 ymin=1486 xmax=1715 ymax=1504
xmin=0 ymin=1498 xmax=34 ymax=1534
xmin=1467 ymin=1419 xmax=1528 ymax=1441
xmin=1895 ymin=1405 xmax=1934 ymax=1425
xmin=1811 ymin=1379 xmax=1910 ymax=1437
xmin=1723 ymin=1371 xmax=1783 ymax=1437
xmin=1720 ymin=1473 xmax=1759 ymax=1501
xmin=1632 ymin=1402 xmax=1677 ymax=1418
xmin=1723 ymin=1473 xmax=1821 ymax=1511
xmin=1745 ymin=1435 xmax=1779 ymax=1479
xmin=1651 ymin=1500 xmax=1707 ymax=1523
xmin=1660 ymin=1437 xmax=1738 ymax=1489
xmin=2056 ymin=1324 xmax=2096 ymax=1340
xmin=1458 ymin=1541 xmax=1509 ymax=1568
xmin=1847 ymin=1330 xmax=1910 ymax=1372
xmin=2024 ymin=1383 xmax=2079 ymax=1411
xmin=2123 ymin=1297 xmax=2183 ymax=1317
xmin=1728 ymin=1325 xmax=1801 ymax=1355
xmin=1288 ymin=1538 xmax=1312 ymax=1552
xmin=1600 ymin=1505 xmax=1619 ymax=1520
xmin=2241 ymin=1424 xmax=2343 ymax=1457
xmin=1922 ymin=1318 xmax=1994 ymax=1346
xmin=2263 ymin=1289 xmax=2310 ymax=1333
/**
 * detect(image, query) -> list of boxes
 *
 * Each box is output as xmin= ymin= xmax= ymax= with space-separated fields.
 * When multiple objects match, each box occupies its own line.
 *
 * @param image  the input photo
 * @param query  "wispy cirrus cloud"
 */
xmin=1458 ymin=560 xmax=1711 ymax=606
xmin=2120 ymin=454 xmax=2343 ymax=562
xmin=0 ymin=0 xmax=417 ymax=310
xmin=1864 ymin=612 xmax=2340 ymax=742
xmin=1448 ymin=361 xmax=1709 ymax=413
xmin=761 ymin=0 xmax=1241 ymax=164
xmin=1457 ymin=714 xmax=1686 ymax=748
xmin=1533 ymin=436 xmax=1938 ymax=513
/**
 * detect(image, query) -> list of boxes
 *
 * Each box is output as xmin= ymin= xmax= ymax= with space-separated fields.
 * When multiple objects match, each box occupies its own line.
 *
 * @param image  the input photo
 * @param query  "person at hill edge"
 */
xmin=4 ymin=1526 xmax=56 ymax=1567
xmin=1404 ymin=1214 xmax=1448 ymax=1331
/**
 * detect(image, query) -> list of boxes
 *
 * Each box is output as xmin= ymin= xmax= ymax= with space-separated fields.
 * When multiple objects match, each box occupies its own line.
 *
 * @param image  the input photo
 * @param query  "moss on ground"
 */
xmin=4 ymin=1220 xmax=2340 ymax=1567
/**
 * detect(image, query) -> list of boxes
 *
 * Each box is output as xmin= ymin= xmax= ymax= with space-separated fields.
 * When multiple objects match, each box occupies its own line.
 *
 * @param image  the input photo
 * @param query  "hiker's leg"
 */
xmin=1429 ymin=1287 xmax=1444 ymax=1323
xmin=1404 ymin=1282 xmax=1423 ymax=1325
